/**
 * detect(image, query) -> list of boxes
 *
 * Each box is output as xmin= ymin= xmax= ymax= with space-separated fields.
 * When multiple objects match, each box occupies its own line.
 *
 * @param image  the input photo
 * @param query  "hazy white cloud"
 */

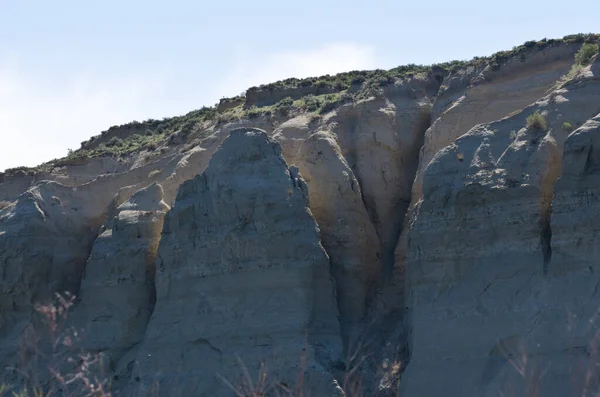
xmin=213 ymin=42 xmax=378 ymax=99
xmin=0 ymin=59 xmax=171 ymax=171
xmin=0 ymin=42 xmax=378 ymax=172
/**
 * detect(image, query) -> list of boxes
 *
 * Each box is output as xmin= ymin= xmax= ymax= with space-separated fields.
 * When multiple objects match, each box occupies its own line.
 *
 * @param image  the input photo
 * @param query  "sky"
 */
xmin=1 ymin=0 xmax=599 ymax=171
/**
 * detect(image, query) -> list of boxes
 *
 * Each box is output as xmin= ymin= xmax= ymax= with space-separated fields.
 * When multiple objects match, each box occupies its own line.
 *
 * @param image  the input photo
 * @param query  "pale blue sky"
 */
xmin=1 ymin=0 xmax=598 ymax=171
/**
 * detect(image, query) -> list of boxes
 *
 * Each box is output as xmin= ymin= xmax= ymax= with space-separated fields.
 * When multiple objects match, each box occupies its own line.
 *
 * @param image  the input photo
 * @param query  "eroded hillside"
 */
xmin=2 ymin=34 xmax=600 ymax=397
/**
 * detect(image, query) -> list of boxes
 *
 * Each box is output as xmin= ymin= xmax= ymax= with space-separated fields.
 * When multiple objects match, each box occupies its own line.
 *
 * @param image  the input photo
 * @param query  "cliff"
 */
xmin=1 ymin=34 xmax=600 ymax=396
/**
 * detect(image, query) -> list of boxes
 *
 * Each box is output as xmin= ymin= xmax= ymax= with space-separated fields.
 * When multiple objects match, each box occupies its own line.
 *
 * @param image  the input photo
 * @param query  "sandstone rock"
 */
xmin=0 ymin=182 xmax=100 ymax=385
xmin=333 ymin=90 xmax=430 ymax=275
xmin=401 ymin=55 xmax=600 ymax=396
xmin=217 ymin=97 xmax=244 ymax=112
xmin=245 ymin=85 xmax=339 ymax=108
xmin=161 ymin=120 xmax=279 ymax=205
xmin=0 ymin=169 xmax=36 ymax=202
xmin=327 ymin=80 xmax=437 ymax=395
xmin=2 ymin=38 xmax=599 ymax=397
xmin=70 ymin=183 xmax=169 ymax=389
xmin=161 ymin=147 xmax=212 ymax=204
xmin=130 ymin=128 xmax=344 ymax=396
xmin=296 ymin=131 xmax=381 ymax=348
xmin=0 ymin=154 xmax=184 ymax=387
xmin=410 ymin=42 xmax=578 ymax=207
xmin=271 ymin=115 xmax=313 ymax=164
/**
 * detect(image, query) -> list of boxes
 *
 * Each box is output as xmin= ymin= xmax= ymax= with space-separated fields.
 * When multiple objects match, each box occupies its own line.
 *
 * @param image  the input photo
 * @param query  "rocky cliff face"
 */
xmin=129 ymin=129 xmax=344 ymax=396
xmin=70 ymin=183 xmax=170 ymax=390
xmin=401 ymin=49 xmax=600 ymax=396
xmin=1 ymin=36 xmax=600 ymax=396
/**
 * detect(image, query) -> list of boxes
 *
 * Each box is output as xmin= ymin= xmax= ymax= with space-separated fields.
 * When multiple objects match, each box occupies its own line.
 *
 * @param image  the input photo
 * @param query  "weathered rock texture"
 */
xmin=296 ymin=131 xmax=381 ymax=347
xmin=552 ymin=113 xmax=600 ymax=267
xmin=334 ymin=84 xmax=433 ymax=275
xmin=401 ymin=54 xmax=600 ymax=396
xmin=130 ymin=129 xmax=344 ymax=396
xmin=0 ymin=181 xmax=108 ymax=378
xmin=2 ymin=37 xmax=600 ymax=397
xmin=410 ymin=43 xmax=579 ymax=206
xmin=71 ymin=183 xmax=170 ymax=388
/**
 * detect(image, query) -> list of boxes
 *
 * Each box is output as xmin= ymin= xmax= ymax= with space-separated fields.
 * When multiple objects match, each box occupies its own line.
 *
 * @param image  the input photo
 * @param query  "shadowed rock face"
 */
xmin=70 ymin=183 xmax=170 ymax=389
xmin=0 ymin=182 xmax=103 ymax=384
xmin=552 ymin=114 xmax=600 ymax=268
xmin=130 ymin=128 xmax=345 ymax=396
xmin=410 ymin=43 xmax=579 ymax=207
xmin=401 ymin=55 xmax=600 ymax=397
xmin=296 ymin=131 xmax=381 ymax=348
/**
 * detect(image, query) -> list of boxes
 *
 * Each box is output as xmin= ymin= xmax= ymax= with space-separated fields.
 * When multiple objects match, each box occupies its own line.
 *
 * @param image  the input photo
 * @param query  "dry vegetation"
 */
xmin=3 ymin=292 xmax=600 ymax=396
xmin=45 ymin=34 xmax=599 ymax=165
xmin=526 ymin=111 xmax=548 ymax=131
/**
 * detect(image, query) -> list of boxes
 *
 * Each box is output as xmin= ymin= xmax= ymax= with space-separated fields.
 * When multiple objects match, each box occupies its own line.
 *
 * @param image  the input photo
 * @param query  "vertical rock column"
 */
xmin=71 ymin=183 xmax=170 ymax=387
xmin=296 ymin=131 xmax=381 ymax=349
xmin=401 ymin=56 xmax=600 ymax=397
xmin=131 ymin=128 xmax=345 ymax=397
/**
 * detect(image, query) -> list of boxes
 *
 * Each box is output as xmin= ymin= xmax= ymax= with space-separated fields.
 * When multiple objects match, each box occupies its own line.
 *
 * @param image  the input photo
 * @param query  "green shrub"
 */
xmin=179 ymin=121 xmax=196 ymax=136
xmin=319 ymin=94 xmax=344 ymax=114
xmin=562 ymin=121 xmax=574 ymax=131
xmin=106 ymin=137 xmax=124 ymax=147
xmin=319 ymin=100 xmax=339 ymax=114
xmin=274 ymin=97 xmax=294 ymax=115
xmin=247 ymin=107 xmax=266 ymax=119
xmin=302 ymin=95 xmax=321 ymax=112
xmin=526 ymin=111 xmax=547 ymax=131
xmin=575 ymin=43 xmax=599 ymax=66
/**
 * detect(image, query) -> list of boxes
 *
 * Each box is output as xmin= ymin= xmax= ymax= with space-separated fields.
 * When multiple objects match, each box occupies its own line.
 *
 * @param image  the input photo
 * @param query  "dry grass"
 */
xmin=3 ymin=293 xmax=600 ymax=397
xmin=0 ymin=201 xmax=11 ymax=211
xmin=526 ymin=111 xmax=548 ymax=131
xmin=1 ymin=293 xmax=111 ymax=397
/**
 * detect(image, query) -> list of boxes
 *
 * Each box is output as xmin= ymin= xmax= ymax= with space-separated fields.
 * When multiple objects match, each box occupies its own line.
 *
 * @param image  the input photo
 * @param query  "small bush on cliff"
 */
xmin=246 ymin=106 xmax=271 ymax=119
xmin=317 ymin=94 xmax=340 ymax=114
xmin=575 ymin=43 xmax=599 ymax=66
xmin=526 ymin=111 xmax=547 ymax=131
xmin=562 ymin=121 xmax=574 ymax=132
xmin=274 ymin=97 xmax=294 ymax=115
xmin=106 ymin=137 xmax=124 ymax=147
xmin=301 ymin=95 xmax=321 ymax=112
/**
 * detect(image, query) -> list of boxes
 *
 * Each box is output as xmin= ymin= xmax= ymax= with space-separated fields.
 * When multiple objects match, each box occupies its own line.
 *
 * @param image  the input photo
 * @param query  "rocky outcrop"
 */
xmin=70 ymin=183 xmax=169 ymax=389
xmin=333 ymin=80 xmax=432 ymax=275
xmin=410 ymin=42 xmax=579 ymax=206
xmin=296 ymin=131 xmax=381 ymax=348
xmin=543 ymin=112 xmax=600 ymax=397
xmin=3 ymin=37 xmax=600 ymax=397
xmin=0 ymin=169 xmax=36 ymax=203
xmin=0 ymin=153 xmax=189 ymax=387
xmin=217 ymin=97 xmax=244 ymax=112
xmin=0 ymin=181 xmax=102 ymax=385
xmin=245 ymin=84 xmax=340 ymax=108
xmin=271 ymin=115 xmax=314 ymax=163
xmin=129 ymin=128 xmax=344 ymax=396
xmin=552 ymin=113 xmax=600 ymax=267
xmin=401 ymin=55 xmax=600 ymax=396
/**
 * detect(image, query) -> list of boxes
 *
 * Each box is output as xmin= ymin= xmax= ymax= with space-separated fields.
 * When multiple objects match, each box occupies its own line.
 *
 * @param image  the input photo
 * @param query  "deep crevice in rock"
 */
xmin=540 ymin=208 xmax=553 ymax=275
